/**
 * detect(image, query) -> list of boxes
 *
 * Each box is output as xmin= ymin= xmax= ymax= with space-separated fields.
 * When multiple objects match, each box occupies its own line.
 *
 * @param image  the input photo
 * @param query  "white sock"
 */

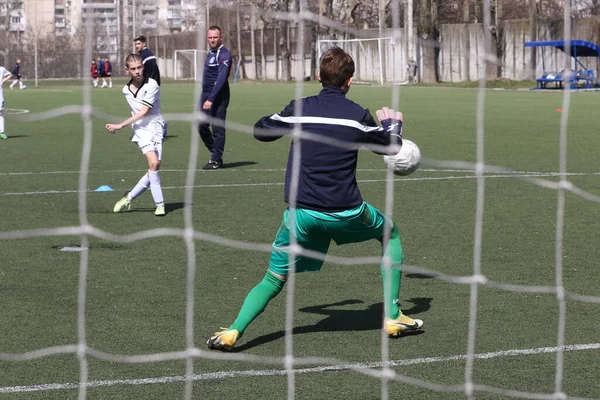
xmin=128 ymin=173 xmax=150 ymax=200
xmin=19 ymin=82 xmax=24 ymax=88
xmin=0 ymin=115 xmax=4 ymax=132
xmin=148 ymin=170 xmax=164 ymax=206
xmin=10 ymin=80 xmax=16 ymax=88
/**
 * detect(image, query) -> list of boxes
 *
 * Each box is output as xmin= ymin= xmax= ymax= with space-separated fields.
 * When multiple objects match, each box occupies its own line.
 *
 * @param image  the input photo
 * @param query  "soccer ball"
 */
xmin=383 ymin=139 xmax=421 ymax=176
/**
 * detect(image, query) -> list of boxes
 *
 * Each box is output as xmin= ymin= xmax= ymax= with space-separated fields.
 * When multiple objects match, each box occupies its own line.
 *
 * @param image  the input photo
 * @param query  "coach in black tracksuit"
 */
xmin=134 ymin=35 xmax=161 ymax=86
xmin=198 ymin=26 xmax=232 ymax=170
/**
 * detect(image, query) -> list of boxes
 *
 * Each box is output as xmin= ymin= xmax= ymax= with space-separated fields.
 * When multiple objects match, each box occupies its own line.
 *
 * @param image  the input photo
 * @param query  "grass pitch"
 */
xmin=0 ymin=81 xmax=599 ymax=399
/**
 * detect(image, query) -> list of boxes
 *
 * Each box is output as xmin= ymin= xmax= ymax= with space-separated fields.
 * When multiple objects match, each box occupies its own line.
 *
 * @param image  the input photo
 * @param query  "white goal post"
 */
xmin=173 ymin=49 xmax=203 ymax=80
xmin=317 ymin=37 xmax=416 ymax=85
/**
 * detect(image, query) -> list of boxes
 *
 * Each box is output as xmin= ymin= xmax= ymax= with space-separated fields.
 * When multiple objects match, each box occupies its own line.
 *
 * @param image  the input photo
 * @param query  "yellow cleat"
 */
xmin=207 ymin=328 xmax=239 ymax=351
xmin=154 ymin=204 xmax=166 ymax=216
xmin=113 ymin=197 xmax=131 ymax=213
xmin=384 ymin=314 xmax=423 ymax=337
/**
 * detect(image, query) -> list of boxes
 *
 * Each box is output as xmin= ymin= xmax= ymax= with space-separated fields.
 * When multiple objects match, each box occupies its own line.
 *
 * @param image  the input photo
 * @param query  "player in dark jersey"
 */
xmin=91 ymin=58 xmax=99 ymax=88
xmin=134 ymin=35 xmax=161 ymax=86
xmin=206 ymin=47 xmax=423 ymax=351
xmin=104 ymin=58 xmax=113 ymax=88
xmin=9 ymin=59 xmax=26 ymax=90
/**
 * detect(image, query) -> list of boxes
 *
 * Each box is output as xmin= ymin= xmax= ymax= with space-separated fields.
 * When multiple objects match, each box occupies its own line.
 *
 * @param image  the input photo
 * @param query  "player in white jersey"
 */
xmin=0 ymin=65 xmax=14 ymax=140
xmin=105 ymin=54 xmax=166 ymax=216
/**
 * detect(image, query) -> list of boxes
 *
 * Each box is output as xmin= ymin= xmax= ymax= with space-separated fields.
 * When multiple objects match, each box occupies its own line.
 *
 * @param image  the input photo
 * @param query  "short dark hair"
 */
xmin=207 ymin=25 xmax=221 ymax=32
xmin=134 ymin=35 xmax=147 ymax=43
xmin=125 ymin=53 xmax=142 ymax=67
xmin=318 ymin=47 xmax=355 ymax=88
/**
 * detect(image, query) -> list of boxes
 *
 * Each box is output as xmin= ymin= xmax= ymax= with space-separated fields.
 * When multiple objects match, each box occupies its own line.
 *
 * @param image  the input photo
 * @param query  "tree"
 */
xmin=417 ymin=0 xmax=439 ymax=83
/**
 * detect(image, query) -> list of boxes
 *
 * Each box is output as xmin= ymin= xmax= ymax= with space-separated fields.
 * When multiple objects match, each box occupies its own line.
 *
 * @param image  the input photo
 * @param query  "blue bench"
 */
xmin=536 ymin=69 xmax=595 ymax=89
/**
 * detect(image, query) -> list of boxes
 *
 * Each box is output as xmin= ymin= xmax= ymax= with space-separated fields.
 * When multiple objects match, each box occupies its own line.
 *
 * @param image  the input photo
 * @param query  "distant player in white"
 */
xmin=0 ymin=64 xmax=14 ymax=140
xmin=105 ymin=53 xmax=166 ymax=216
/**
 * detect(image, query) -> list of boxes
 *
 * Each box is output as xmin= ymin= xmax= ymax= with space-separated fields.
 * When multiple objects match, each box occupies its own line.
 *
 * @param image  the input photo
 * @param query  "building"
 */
xmin=1 ymin=0 xmax=201 ymax=52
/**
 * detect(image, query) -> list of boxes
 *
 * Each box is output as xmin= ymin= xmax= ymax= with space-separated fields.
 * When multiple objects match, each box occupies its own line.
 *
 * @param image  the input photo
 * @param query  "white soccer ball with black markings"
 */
xmin=383 ymin=139 xmax=421 ymax=176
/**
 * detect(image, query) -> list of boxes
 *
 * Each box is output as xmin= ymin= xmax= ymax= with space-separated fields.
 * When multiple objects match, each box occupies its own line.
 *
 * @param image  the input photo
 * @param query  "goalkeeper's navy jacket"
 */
xmin=202 ymin=45 xmax=232 ymax=102
xmin=253 ymin=86 xmax=402 ymax=212
xmin=139 ymin=47 xmax=161 ymax=86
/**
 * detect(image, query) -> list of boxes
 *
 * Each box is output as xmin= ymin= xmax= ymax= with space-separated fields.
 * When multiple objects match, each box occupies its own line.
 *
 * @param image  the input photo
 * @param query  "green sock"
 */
xmin=381 ymin=231 xmax=404 ymax=320
xmin=229 ymin=271 xmax=285 ymax=336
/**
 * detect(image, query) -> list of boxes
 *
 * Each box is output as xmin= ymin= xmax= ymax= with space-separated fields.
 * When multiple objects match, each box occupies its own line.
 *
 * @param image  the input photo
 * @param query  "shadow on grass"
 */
xmin=4 ymin=135 xmax=28 ymax=139
xmin=165 ymin=202 xmax=186 ymax=213
xmin=233 ymin=297 xmax=432 ymax=352
xmin=94 ymin=202 xmax=187 ymax=214
xmin=405 ymin=272 xmax=439 ymax=279
xmin=220 ymin=161 xmax=258 ymax=169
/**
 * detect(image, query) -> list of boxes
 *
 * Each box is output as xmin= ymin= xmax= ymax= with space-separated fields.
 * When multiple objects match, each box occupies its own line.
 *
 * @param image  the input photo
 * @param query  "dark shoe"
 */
xmin=202 ymin=159 xmax=223 ymax=170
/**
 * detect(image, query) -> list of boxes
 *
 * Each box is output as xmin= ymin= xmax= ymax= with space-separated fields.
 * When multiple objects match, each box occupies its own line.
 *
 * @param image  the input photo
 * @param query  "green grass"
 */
xmin=1 ymin=82 xmax=599 ymax=399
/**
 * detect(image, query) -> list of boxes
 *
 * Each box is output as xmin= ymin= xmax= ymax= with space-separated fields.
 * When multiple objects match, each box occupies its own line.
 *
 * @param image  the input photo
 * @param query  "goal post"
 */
xmin=317 ymin=37 xmax=413 ymax=85
xmin=173 ymin=49 xmax=203 ymax=80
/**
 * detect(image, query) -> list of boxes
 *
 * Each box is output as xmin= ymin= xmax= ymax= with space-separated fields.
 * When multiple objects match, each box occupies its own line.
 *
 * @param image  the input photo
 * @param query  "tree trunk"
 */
xmin=495 ymin=0 xmax=504 ymax=78
xmin=278 ymin=0 xmax=291 ymax=81
xmin=418 ymin=0 xmax=438 ymax=83
xmin=462 ymin=0 xmax=470 ymax=22
xmin=529 ymin=0 xmax=537 ymax=79
xmin=250 ymin=6 xmax=257 ymax=80
xmin=462 ymin=0 xmax=471 ymax=81
xmin=236 ymin=4 xmax=245 ymax=80
xmin=280 ymin=24 xmax=291 ymax=81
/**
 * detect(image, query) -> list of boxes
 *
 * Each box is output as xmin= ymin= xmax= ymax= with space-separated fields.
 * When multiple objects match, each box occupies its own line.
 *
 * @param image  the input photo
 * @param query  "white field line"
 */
xmin=1 ymin=343 xmax=599 ymax=394
xmin=0 ymin=168 xmax=594 ymax=176
xmin=4 ymin=108 xmax=30 ymax=115
xmin=1 ymin=171 xmax=598 ymax=197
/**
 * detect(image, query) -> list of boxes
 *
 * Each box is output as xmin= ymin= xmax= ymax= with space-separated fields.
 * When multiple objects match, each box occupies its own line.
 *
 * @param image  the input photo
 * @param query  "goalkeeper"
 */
xmin=207 ymin=47 xmax=423 ymax=351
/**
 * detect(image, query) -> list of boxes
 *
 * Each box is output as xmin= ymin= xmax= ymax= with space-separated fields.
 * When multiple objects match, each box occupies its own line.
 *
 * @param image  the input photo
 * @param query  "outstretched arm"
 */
xmin=105 ymin=105 xmax=150 ymax=133
xmin=360 ymin=107 xmax=403 ymax=155
xmin=253 ymin=100 xmax=296 ymax=142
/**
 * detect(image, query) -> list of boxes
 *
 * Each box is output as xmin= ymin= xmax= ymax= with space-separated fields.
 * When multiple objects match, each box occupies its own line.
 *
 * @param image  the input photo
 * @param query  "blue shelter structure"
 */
xmin=524 ymin=40 xmax=600 ymax=89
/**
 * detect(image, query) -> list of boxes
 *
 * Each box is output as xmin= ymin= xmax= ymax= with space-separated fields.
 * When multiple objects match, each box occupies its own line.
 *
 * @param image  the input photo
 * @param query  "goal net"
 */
xmin=2 ymin=0 xmax=600 ymax=399
xmin=317 ymin=37 xmax=411 ymax=85
xmin=174 ymin=49 xmax=203 ymax=80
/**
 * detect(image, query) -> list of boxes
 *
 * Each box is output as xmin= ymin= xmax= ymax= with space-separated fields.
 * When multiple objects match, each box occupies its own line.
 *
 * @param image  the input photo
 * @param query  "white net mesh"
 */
xmin=1 ymin=0 xmax=600 ymax=399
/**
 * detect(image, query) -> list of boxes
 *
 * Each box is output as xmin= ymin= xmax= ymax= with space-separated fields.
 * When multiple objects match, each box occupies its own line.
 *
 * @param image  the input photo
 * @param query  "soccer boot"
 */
xmin=202 ymin=159 xmax=223 ymax=170
xmin=0 ymin=133 xmax=7 ymax=140
xmin=384 ymin=314 xmax=423 ymax=337
xmin=113 ymin=196 xmax=131 ymax=213
xmin=207 ymin=328 xmax=239 ymax=351
xmin=154 ymin=204 xmax=165 ymax=216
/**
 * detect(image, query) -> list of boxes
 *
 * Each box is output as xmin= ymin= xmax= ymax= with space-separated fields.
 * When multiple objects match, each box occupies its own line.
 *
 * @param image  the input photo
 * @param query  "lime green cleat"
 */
xmin=384 ymin=314 xmax=423 ymax=337
xmin=0 ymin=133 xmax=7 ymax=140
xmin=154 ymin=204 xmax=165 ymax=216
xmin=207 ymin=328 xmax=239 ymax=351
xmin=113 ymin=197 xmax=131 ymax=213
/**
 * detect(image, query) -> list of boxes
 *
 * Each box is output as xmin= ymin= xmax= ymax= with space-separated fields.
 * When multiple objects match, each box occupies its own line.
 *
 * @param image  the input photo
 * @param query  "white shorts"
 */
xmin=131 ymin=122 xmax=165 ymax=159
